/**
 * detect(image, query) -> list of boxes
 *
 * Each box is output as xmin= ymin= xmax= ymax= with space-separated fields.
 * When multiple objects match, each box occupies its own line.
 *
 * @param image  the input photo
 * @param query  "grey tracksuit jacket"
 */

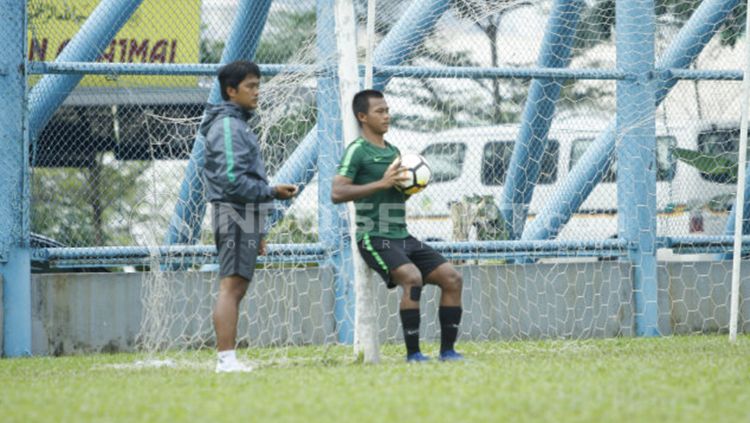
xmin=201 ymin=101 xmax=275 ymax=206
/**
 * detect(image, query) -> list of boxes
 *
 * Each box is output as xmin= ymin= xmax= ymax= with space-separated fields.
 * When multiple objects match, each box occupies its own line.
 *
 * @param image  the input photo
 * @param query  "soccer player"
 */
xmin=201 ymin=61 xmax=298 ymax=373
xmin=331 ymin=89 xmax=464 ymax=362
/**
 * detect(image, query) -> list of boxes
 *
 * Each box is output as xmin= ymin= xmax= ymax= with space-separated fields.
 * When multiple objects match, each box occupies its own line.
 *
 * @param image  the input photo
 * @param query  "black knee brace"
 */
xmin=410 ymin=286 xmax=422 ymax=302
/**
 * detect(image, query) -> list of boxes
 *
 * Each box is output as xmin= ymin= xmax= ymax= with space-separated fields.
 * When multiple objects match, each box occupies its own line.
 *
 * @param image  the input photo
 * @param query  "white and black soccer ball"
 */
xmin=396 ymin=153 xmax=431 ymax=195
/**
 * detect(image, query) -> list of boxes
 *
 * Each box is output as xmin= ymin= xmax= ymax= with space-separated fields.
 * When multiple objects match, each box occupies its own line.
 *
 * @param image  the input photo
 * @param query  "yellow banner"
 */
xmin=28 ymin=0 xmax=201 ymax=87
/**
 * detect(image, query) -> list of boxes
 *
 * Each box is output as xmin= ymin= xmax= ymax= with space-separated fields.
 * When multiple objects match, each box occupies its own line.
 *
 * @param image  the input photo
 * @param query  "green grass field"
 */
xmin=2 ymin=336 xmax=750 ymax=422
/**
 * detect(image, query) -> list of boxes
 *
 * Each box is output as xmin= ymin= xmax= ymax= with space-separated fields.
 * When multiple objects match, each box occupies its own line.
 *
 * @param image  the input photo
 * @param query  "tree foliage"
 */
xmin=390 ymin=1 xmax=536 ymax=130
xmin=200 ymin=11 xmax=317 ymax=65
xmin=31 ymin=155 xmax=150 ymax=246
xmin=574 ymin=0 xmax=747 ymax=51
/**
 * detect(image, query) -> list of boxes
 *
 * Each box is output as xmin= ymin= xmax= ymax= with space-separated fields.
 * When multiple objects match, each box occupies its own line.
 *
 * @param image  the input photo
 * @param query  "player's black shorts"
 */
xmin=212 ymin=202 xmax=264 ymax=282
xmin=357 ymin=234 xmax=447 ymax=289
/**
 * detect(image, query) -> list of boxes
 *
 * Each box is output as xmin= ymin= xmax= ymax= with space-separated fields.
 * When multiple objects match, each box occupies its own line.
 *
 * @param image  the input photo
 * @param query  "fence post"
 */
xmin=317 ymin=0 xmax=355 ymax=343
xmin=617 ymin=0 xmax=658 ymax=336
xmin=0 ymin=0 xmax=30 ymax=357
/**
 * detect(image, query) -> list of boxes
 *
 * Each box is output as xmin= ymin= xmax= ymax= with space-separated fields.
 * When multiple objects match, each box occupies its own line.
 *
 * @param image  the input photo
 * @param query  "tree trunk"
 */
xmin=692 ymin=80 xmax=704 ymax=120
xmin=89 ymin=154 xmax=104 ymax=246
xmin=486 ymin=21 xmax=502 ymax=123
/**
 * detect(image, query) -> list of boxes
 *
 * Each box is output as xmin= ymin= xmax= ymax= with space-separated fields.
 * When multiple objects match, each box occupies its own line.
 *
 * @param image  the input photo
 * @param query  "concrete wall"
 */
xmin=31 ymin=273 xmax=142 ymax=355
xmin=31 ymin=267 xmax=336 ymax=355
xmin=658 ymin=260 xmax=750 ymax=335
xmin=26 ymin=259 xmax=750 ymax=356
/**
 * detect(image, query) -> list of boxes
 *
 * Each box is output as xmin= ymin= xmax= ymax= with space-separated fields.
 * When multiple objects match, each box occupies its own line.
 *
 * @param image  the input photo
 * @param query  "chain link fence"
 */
xmin=26 ymin=0 xmax=748 ymax=249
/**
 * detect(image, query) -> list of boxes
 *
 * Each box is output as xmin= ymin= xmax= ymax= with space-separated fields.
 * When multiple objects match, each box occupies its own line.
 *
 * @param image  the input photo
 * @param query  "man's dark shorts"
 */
xmin=212 ymin=202 xmax=264 ymax=281
xmin=357 ymin=234 xmax=446 ymax=288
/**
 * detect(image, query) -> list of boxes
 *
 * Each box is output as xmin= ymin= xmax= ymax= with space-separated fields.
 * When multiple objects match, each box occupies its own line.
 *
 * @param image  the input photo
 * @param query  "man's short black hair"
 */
xmin=352 ymin=89 xmax=385 ymax=126
xmin=218 ymin=61 xmax=261 ymax=101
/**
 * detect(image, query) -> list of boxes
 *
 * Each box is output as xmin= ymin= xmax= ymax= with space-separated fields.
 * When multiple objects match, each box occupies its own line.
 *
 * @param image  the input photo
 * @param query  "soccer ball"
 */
xmin=396 ymin=153 xmax=431 ymax=195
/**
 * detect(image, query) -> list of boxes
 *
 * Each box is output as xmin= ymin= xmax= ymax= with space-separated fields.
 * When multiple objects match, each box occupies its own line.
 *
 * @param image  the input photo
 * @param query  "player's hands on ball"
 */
xmin=381 ymin=159 xmax=411 ymax=189
xmin=274 ymin=184 xmax=298 ymax=199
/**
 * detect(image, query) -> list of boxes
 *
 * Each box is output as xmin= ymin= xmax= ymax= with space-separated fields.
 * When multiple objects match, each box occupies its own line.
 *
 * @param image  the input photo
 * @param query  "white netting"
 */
xmin=24 ymin=0 xmax=750 ymax=361
xmin=134 ymin=2 xmax=333 ymax=362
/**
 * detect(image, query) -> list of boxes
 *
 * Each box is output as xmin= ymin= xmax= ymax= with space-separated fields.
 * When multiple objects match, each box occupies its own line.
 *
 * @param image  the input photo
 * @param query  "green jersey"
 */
xmin=337 ymin=137 xmax=408 ymax=241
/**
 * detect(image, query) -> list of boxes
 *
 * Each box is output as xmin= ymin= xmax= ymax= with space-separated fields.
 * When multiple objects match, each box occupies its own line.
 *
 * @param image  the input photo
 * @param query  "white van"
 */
xmin=287 ymin=119 xmax=740 ymax=242
xmin=400 ymin=118 xmax=740 ymax=242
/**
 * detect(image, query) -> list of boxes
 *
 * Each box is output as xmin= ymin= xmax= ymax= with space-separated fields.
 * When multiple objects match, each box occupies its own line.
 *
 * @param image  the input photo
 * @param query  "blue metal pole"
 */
xmin=617 ymin=0 xmax=658 ymax=337
xmin=29 ymin=61 xmax=749 ymax=81
xmin=500 ymin=0 xmax=584 ymax=239
xmin=165 ymin=0 xmax=273 ymax=246
xmin=206 ymin=0 xmax=273 ymax=102
xmin=317 ymin=0 xmax=354 ymax=344
xmin=0 ymin=0 xmax=30 ymax=357
xmin=27 ymin=0 xmax=144 ymax=142
xmin=371 ymin=0 xmax=452 ymax=90
xmin=523 ymin=0 xmax=741 ymax=241
xmin=269 ymin=0 xmax=452 ymax=227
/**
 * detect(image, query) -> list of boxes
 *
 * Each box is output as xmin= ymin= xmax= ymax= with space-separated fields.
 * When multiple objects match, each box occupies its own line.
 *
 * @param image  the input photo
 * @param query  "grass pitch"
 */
xmin=1 ymin=336 xmax=749 ymax=422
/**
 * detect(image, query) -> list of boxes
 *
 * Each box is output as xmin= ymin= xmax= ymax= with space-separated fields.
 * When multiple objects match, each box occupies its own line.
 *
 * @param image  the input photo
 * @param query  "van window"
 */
xmin=420 ymin=142 xmax=467 ymax=183
xmin=481 ymin=140 xmax=559 ymax=185
xmin=697 ymin=128 xmax=743 ymax=184
xmin=570 ymin=136 xmax=676 ymax=182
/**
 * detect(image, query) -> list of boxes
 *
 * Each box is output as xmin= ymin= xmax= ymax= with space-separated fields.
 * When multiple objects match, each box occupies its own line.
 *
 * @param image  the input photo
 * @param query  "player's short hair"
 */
xmin=352 ymin=89 xmax=385 ymax=126
xmin=218 ymin=61 xmax=261 ymax=101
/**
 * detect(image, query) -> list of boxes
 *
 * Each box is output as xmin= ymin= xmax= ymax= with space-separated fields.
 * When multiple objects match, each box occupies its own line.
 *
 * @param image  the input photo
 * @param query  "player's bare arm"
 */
xmin=331 ymin=160 xmax=409 ymax=203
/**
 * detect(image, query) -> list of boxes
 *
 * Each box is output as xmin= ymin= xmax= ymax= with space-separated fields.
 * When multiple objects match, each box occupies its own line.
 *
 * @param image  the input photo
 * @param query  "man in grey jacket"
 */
xmin=201 ymin=61 xmax=297 ymax=373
